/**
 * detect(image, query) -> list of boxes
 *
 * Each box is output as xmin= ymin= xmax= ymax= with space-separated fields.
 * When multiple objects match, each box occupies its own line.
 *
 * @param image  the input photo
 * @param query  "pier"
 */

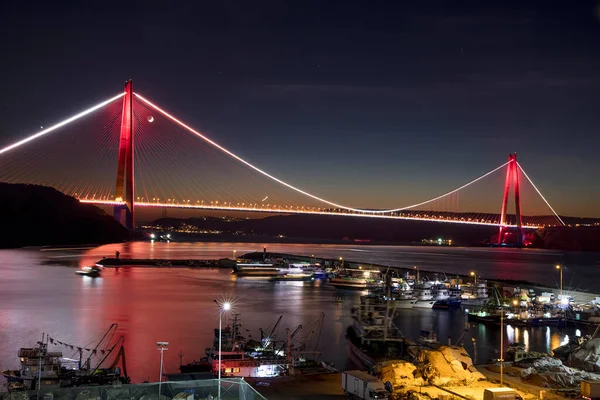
xmin=94 ymin=250 xmax=599 ymax=304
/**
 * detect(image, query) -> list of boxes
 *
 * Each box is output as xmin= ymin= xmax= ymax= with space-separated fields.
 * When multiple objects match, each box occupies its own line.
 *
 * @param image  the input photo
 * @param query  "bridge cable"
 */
xmin=0 ymin=93 xmax=125 ymax=156
xmin=134 ymin=92 xmax=509 ymax=215
xmin=516 ymin=162 xmax=565 ymax=226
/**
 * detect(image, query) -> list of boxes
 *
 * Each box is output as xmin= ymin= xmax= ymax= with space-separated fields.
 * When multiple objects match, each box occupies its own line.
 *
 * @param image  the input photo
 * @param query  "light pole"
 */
xmin=214 ymin=300 xmax=231 ymax=400
xmin=556 ymin=265 xmax=563 ymax=301
xmin=156 ymin=341 xmax=169 ymax=398
xmin=233 ymin=249 xmax=236 ymax=260
xmin=499 ymin=306 xmax=504 ymax=385
xmin=414 ymin=266 xmax=420 ymax=283
xmin=470 ymin=271 xmax=476 ymax=284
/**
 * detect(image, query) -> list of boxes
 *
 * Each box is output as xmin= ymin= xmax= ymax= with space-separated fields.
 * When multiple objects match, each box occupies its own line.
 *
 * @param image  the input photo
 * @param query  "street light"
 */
xmin=470 ymin=271 xmax=477 ymax=284
xmin=233 ymin=249 xmax=236 ymax=260
xmin=499 ymin=306 xmax=504 ymax=385
xmin=156 ymin=341 xmax=169 ymax=398
xmin=214 ymin=300 xmax=231 ymax=400
xmin=556 ymin=265 xmax=563 ymax=301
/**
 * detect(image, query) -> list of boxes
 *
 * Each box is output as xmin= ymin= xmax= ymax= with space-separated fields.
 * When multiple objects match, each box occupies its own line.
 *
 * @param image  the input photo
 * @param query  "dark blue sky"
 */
xmin=1 ymin=1 xmax=599 ymax=217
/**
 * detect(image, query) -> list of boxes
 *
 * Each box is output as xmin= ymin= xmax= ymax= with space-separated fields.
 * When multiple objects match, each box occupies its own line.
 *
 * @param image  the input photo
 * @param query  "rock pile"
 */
xmin=377 ymin=346 xmax=485 ymax=389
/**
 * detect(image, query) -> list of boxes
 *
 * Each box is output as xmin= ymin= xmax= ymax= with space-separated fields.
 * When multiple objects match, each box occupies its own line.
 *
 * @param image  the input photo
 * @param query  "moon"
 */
xmin=147 ymin=116 xmax=154 ymax=123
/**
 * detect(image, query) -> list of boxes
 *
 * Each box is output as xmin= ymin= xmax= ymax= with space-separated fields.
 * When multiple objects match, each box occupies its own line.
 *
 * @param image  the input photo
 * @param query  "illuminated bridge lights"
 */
xmin=78 ymin=198 xmax=547 ymax=228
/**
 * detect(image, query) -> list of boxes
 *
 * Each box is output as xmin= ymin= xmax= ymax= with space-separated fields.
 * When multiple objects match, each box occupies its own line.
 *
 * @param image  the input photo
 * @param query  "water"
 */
xmin=1 ymin=242 xmax=599 ymax=383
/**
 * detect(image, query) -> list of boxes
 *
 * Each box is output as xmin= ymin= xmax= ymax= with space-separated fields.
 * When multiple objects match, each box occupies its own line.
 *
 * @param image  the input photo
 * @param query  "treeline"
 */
xmin=0 ymin=183 xmax=131 ymax=248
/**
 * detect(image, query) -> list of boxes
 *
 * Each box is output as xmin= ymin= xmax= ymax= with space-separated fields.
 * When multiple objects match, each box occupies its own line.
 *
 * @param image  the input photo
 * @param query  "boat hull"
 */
xmin=413 ymin=300 xmax=436 ymax=309
xmin=270 ymin=275 xmax=314 ymax=282
xmin=329 ymin=279 xmax=368 ymax=290
xmin=432 ymin=300 xmax=462 ymax=309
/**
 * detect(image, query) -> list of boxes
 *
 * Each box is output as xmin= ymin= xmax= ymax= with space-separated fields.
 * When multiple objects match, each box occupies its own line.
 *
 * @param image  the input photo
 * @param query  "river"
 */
xmin=1 ymin=241 xmax=599 ymax=383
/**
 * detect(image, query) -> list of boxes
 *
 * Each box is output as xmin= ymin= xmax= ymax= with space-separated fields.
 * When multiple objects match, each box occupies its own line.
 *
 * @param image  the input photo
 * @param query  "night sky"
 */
xmin=1 ymin=1 xmax=599 ymax=217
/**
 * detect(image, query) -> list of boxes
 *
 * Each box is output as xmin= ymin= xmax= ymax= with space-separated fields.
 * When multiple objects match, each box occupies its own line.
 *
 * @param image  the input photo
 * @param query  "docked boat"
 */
xmin=329 ymin=268 xmax=380 ymax=290
xmin=460 ymin=280 xmax=489 ymax=305
xmin=413 ymin=300 xmax=436 ymax=309
xmin=233 ymin=263 xmax=280 ymax=277
xmin=553 ymin=322 xmax=599 ymax=360
xmin=417 ymin=330 xmax=441 ymax=348
xmin=180 ymin=312 xmax=326 ymax=378
xmin=412 ymin=284 xmax=436 ymax=309
xmin=432 ymin=299 xmax=462 ymax=309
xmin=430 ymin=284 xmax=450 ymax=301
xmin=1 ymin=369 xmax=21 ymax=382
xmin=360 ymin=294 xmax=416 ymax=310
xmin=329 ymin=276 xmax=370 ymax=289
xmin=75 ymin=265 xmax=102 ymax=277
xmin=3 ymin=325 xmax=129 ymax=390
xmin=467 ymin=303 xmax=566 ymax=327
xmin=270 ymin=273 xmax=314 ymax=282
xmin=346 ymin=273 xmax=417 ymax=369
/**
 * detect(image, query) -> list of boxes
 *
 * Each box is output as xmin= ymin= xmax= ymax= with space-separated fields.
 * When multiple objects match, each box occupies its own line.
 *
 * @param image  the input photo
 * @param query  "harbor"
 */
xmin=2 ymin=242 xmax=600 ymax=399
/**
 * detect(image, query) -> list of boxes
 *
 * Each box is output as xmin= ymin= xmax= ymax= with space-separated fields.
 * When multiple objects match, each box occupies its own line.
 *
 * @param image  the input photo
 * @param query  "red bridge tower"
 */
xmin=113 ymin=80 xmax=135 ymax=230
xmin=497 ymin=153 xmax=523 ymax=246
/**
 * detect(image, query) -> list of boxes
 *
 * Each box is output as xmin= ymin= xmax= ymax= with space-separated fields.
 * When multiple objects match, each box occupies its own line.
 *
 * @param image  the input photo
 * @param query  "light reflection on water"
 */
xmin=0 ymin=242 xmax=598 ymax=383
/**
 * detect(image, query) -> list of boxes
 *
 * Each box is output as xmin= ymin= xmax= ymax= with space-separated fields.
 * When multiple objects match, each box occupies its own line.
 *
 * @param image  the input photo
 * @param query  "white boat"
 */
xmin=234 ymin=263 xmax=280 ymax=277
xmin=460 ymin=280 xmax=489 ymax=305
xmin=431 ymin=284 xmax=450 ymax=301
xmin=393 ymin=298 xmax=417 ymax=309
xmin=413 ymin=300 xmax=436 ymax=309
xmin=329 ymin=268 xmax=380 ymax=290
xmin=329 ymin=277 xmax=369 ymax=289
xmin=413 ymin=284 xmax=436 ymax=308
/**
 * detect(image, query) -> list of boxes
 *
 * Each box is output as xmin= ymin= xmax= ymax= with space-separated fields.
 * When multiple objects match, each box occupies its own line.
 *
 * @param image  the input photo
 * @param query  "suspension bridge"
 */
xmin=0 ymin=81 xmax=565 ymax=246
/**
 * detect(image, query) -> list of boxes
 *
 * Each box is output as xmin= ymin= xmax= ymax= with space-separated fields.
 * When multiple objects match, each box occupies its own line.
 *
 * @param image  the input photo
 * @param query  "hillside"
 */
xmin=150 ymin=214 xmax=498 ymax=246
xmin=537 ymin=226 xmax=600 ymax=251
xmin=149 ymin=215 xmax=600 ymax=250
xmin=0 ymin=183 xmax=131 ymax=248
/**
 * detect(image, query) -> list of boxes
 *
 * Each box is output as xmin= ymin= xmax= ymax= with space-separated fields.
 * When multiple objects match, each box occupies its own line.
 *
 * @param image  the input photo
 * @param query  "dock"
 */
xmin=96 ymin=257 xmax=235 ymax=268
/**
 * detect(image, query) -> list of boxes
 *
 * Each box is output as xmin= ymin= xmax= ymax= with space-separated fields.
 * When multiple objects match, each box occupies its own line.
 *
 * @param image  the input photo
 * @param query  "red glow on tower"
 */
xmin=497 ymin=153 xmax=523 ymax=246
xmin=113 ymin=80 xmax=135 ymax=229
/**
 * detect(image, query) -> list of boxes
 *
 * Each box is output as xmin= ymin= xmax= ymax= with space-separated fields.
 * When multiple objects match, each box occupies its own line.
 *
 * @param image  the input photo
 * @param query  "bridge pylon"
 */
xmin=113 ymin=80 xmax=135 ymax=229
xmin=497 ymin=153 xmax=523 ymax=246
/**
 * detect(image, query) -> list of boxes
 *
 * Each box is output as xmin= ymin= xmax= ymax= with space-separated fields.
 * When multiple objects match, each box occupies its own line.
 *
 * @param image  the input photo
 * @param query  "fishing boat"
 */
xmin=412 ymin=284 xmax=436 ymax=309
xmin=3 ymin=324 xmax=129 ymax=390
xmin=361 ymin=293 xmax=416 ymax=310
xmin=329 ymin=268 xmax=380 ymax=290
xmin=346 ymin=273 xmax=413 ymax=369
xmin=460 ymin=279 xmax=489 ymax=305
xmin=553 ymin=324 xmax=599 ymax=360
xmin=179 ymin=312 xmax=327 ymax=378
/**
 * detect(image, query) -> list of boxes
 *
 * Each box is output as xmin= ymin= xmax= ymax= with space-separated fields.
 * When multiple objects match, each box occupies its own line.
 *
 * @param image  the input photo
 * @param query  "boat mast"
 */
xmin=384 ymin=269 xmax=391 ymax=341
xmin=83 ymin=324 xmax=118 ymax=369
xmin=286 ymin=328 xmax=294 ymax=375
xmin=91 ymin=336 xmax=124 ymax=375
xmin=37 ymin=332 xmax=44 ymax=391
